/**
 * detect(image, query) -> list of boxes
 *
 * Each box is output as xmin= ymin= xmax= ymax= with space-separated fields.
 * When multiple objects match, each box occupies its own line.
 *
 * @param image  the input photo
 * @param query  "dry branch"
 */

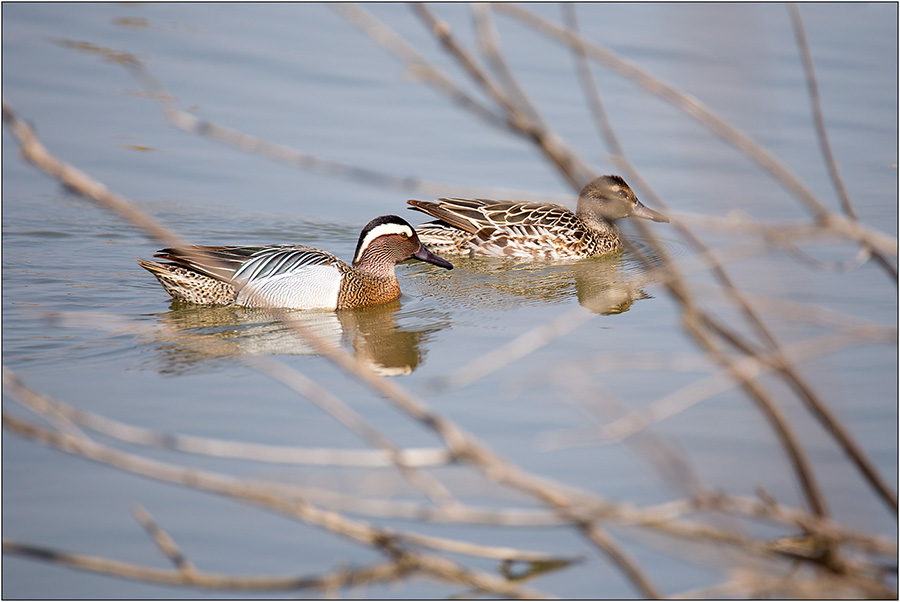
xmin=1 ymin=411 xmax=559 ymax=599
xmin=132 ymin=506 xmax=197 ymax=575
xmin=497 ymin=3 xmax=898 ymax=268
xmin=544 ymin=329 xmax=896 ymax=448
xmin=3 ymin=539 xmax=413 ymax=592
xmin=541 ymin=3 xmax=897 ymax=515
xmin=5 ymin=381 xmax=894 ymax=596
xmin=3 ymin=4 xmax=896 ymax=598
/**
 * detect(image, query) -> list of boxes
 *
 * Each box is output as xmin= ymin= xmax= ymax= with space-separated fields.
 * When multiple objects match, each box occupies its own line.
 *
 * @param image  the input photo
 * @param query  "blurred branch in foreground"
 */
xmin=3 ymin=2 xmax=897 ymax=598
xmin=3 ymin=98 xmax=657 ymax=595
xmin=4 ymin=364 xmax=895 ymax=596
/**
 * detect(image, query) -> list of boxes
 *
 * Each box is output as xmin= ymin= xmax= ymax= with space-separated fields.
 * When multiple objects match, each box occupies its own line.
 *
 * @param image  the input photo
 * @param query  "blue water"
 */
xmin=3 ymin=3 xmax=896 ymax=598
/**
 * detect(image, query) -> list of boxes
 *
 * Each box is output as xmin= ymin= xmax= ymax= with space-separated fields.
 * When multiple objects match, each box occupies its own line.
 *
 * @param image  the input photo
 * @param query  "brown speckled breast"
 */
xmin=335 ymin=268 xmax=401 ymax=310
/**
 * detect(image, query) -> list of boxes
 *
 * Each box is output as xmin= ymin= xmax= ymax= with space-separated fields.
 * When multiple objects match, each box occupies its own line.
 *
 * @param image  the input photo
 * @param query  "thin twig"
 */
xmin=560 ymin=4 xmax=835 ymax=518
xmin=555 ymin=6 xmax=898 ymax=514
xmin=1 ymin=99 xmax=187 ymax=250
xmin=425 ymin=304 xmax=596 ymax=394
xmin=3 ymin=99 xmax=647 ymax=587
xmin=243 ymin=354 xmax=459 ymax=508
xmin=411 ymin=3 xmax=595 ymax=189
xmin=132 ymin=506 xmax=197 ymax=575
xmin=786 ymin=4 xmax=897 ymax=282
xmin=5 ymin=399 xmax=892 ymax=572
xmin=1 ymin=413 xmax=556 ymax=599
xmin=787 ymin=4 xmax=855 ymax=220
xmin=561 ymin=4 xmax=630 ymax=175
xmin=3 ymin=539 xmax=410 ymax=592
xmin=498 ymin=3 xmax=898 ymax=275
xmin=335 ymin=3 xmax=509 ymax=129
xmin=472 ymin=3 xmax=545 ymax=127
xmin=544 ymin=329 xmax=895 ymax=448
xmin=56 ymin=36 xmax=566 ymax=204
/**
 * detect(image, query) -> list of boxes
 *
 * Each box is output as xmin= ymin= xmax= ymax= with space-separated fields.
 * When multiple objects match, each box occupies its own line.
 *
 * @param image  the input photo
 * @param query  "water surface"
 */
xmin=3 ymin=3 xmax=896 ymax=598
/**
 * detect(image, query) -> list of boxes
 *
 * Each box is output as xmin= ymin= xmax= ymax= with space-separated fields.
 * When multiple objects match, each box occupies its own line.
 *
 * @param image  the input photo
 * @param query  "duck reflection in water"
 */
xmin=415 ymin=250 xmax=657 ymax=316
xmin=147 ymin=299 xmax=447 ymax=376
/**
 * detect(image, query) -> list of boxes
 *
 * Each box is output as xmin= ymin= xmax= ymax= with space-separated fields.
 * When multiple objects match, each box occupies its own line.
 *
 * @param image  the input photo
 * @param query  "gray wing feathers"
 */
xmin=233 ymin=247 xmax=339 ymax=283
xmin=155 ymin=245 xmax=341 ymax=284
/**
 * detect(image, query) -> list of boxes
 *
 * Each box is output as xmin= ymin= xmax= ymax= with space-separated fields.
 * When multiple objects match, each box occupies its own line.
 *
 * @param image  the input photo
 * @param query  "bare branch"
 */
xmin=426 ymin=305 xmax=596 ymax=394
xmin=243 ymin=354 xmax=459 ymax=508
xmin=788 ymin=5 xmax=855 ymax=220
xmin=5 ymin=9 xmax=896 ymax=597
xmin=497 ymin=4 xmax=898 ymax=273
xmin=3 ymin=539 xmax=411 ymax=592
xmin=551 ymin=6 xmax=899 ymax=513
xmin=411 ymin=3 xmax=595 ymax=189
xmin=132 ymin=506 xmax=197 ymax=575
xmin=472 ymin=3 xmax=546 ymax=127
xmin=544 ymin=329 xmax=896 ymax=448
xmin=335 ymin=3 xmax=508 ymax=129
xmin=1 ymin=100 xmax=655 ymax=593
xmin=1 ymin=99 xmax=187 ymax=250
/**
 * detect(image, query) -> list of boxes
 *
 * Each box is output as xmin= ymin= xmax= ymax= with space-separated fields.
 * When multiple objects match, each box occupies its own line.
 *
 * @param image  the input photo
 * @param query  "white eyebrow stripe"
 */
xmin=354 ymin=223 xmax=414 ymax=262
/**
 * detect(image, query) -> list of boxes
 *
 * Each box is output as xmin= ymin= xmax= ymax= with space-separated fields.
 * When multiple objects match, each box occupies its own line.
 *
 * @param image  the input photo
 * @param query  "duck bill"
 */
xmin=413 ymin=244 xmax=453 ymax=269
xmin=631 ymin=201 xmax=669 ymax=223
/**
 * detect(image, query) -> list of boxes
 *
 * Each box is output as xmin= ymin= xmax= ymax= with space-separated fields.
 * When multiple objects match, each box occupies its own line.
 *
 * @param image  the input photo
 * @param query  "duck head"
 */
xmin=353 ymin=215 xmax=453 ymax=274
xmin=577 ymin=175 xmax=669 ymax=223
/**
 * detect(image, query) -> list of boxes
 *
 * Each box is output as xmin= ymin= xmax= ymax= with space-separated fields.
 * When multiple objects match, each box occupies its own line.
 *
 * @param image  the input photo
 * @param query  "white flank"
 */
xmin=354 ymin=222 xmax=413 ymax=263
xmin=235 ymin=265 xmax=342 ymax=310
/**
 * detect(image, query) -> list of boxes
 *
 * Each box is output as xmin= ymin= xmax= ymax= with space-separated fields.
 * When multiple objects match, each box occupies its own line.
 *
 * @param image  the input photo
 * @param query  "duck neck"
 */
xmin=576 ymin=203 xmax=620 ymax=237
xmin=352 ymin=253 xmax=399 ymax=281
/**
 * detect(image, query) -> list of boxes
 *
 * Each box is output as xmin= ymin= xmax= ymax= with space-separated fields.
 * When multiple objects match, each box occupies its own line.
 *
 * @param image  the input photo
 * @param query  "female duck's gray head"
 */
xmin=578 ymin=175 xmax=669 ymax=223
xmin=352 ymin=215 xmax=453 ymax=271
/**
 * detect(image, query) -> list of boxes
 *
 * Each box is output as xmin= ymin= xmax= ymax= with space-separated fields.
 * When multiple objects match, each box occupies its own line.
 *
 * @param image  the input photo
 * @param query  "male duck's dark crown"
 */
xmin=353 ymin=215 xmax=413 ymax=259
xmin=353 ymin=215 xmax=452 ymax=270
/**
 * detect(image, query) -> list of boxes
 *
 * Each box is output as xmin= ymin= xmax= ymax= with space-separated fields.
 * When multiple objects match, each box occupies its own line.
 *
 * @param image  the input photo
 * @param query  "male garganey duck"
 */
xmin=138 ymin=215 xmax=453 ymax=310
xmin=407 ymin=175 xmax=668 ymax=259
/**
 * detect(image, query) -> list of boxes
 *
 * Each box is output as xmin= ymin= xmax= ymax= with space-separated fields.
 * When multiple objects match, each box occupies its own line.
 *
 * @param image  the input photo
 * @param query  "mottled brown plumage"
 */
xmin=408 ymin=175 xmax=668 ymax=259
xmin=334 ymin=266 xmax=402 ymax=310
xmin=138 ymin=216 xmax=452 ymax=310
xmin=138 ymin=259 xmax=238 ymax=305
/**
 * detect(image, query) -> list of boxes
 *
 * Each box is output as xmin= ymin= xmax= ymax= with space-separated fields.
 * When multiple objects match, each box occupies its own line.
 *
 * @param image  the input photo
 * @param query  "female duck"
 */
xmin=138 ymin=215 xmax=453 ymax=310
xmin=407 ymin=175 xmax=668 ymax=259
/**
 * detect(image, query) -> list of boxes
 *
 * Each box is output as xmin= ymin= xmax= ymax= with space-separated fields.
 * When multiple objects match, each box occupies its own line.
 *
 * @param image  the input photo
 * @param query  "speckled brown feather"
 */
xmin=408 ymin=197 xmax=621 ymax=258
xmin=137 ymin=258 xmax=237 ymax=304
xmin=407 ymin=175 xmax=670 ymax=259
xmin=335 ymin=267 xmax=402 ymax=310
